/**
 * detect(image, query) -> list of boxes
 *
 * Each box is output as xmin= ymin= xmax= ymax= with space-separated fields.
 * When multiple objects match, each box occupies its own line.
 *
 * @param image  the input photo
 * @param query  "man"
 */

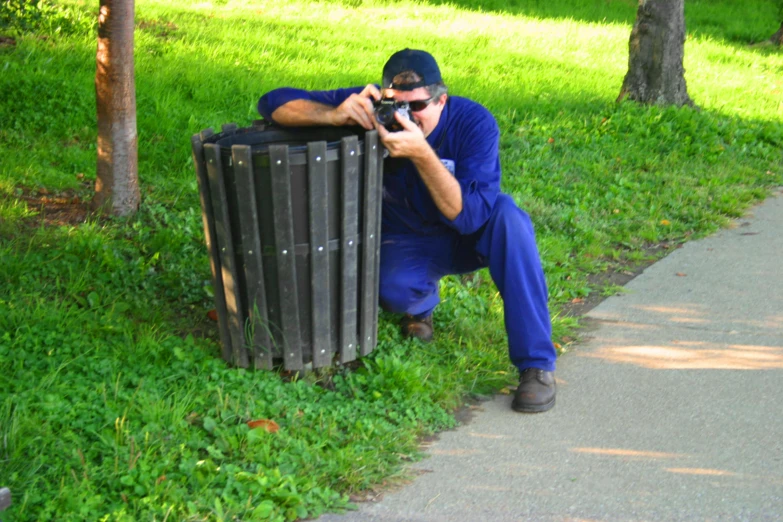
xmin=258 ymin=49 xmax=557 ymax=413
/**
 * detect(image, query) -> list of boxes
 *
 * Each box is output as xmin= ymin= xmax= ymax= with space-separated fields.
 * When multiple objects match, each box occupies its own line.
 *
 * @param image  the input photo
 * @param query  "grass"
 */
xmin=1 ymin=0 xmax=782 ymax=520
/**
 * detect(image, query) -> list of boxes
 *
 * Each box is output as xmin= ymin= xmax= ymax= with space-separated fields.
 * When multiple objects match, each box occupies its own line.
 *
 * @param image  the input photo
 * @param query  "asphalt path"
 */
xmin=319 ymin=188 xmax=783 ymax=522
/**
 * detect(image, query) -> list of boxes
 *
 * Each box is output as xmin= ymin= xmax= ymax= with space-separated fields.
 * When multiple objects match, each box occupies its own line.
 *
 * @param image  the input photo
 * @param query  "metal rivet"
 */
xmin=318 ymin=246 xmax=324 ymax=252
xmin=348 ymin=344 xmax=353 ymax=349
xmin=348 ymin=240 xmax=353 ymax=246
xmin=276 ymin=160 xmax=282 ymax=165
xmin=350 ymin=150 xmax=355 ymax=156
xmin=248 ymin=250 xmax=253 ymax=255
xmin=320 ymin=349 xmax=326 ymax=354
xmin=367 ymin=337 xmax=371 ymax=341
xmin=238 ymin=161 xmax=243 ymax=166
xmin=290 ymin=353 xmax=294 ymax=357
xmin=316 ymin=156 xmax=321 ymax=162
xmin=209 ymin=159 xmax=214 ymax=163
xmin=370 ymin=234 xmax=374 ymax=239
xmin=282 ymin=250 xmax=288 ymax=255
xmin=221 ymin=247 xmax=226 ymax=252
xmin=372 ymin=145 xmax=377 ymax=150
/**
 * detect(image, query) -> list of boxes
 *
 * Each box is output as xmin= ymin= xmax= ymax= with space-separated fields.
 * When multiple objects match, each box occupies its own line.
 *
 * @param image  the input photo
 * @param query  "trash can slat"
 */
xmin=269 ymin=145 xmax=304 ymax=370
xmin=221 ymin=122 xmax=238 ymax=134
xmin=339 ymin=136 xmax=360 ymax=363
xmin=308 ymin=141 xmax=332 ymax=368
xmin=370 ymin=140 xmax=384 ymax=352
xmin=204 ymin=143 xmax=249 ymax=368
xmin=192 ymin=133 xmax=233 ymax=363
xmin=360 ymin=131 xmax=380 ymax=356
xmin=232 ymin=144 xmax=273 ymax=370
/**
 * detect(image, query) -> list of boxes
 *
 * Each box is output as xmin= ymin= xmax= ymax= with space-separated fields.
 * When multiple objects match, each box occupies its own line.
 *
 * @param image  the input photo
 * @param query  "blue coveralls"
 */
xmin=259 ymin=88 xmax=556 ymax=372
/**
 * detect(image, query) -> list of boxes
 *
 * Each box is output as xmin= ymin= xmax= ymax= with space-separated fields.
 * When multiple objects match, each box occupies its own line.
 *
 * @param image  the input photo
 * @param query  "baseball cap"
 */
xmin=381 ymin=49 xmax=442 ymax=91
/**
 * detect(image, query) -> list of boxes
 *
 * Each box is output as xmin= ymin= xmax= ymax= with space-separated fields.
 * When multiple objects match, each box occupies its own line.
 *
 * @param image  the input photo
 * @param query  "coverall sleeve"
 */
xmin=441 ymin=112 xmax=502 ymax=235
xmin=257 ymin=86 xmax=368 ymax=123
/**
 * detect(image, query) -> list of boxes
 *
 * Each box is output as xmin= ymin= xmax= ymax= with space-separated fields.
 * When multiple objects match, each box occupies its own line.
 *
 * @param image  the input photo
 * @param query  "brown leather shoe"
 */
xmin=400 ymin=314 xmax=434 ymax=342
xmin=512 ymin=368 xmax=556 ymax=413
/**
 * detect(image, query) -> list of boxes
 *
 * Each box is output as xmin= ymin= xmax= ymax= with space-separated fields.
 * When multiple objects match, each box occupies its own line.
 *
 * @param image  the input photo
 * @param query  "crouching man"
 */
xmin=258 ymin=49 xmax=558 ymax=413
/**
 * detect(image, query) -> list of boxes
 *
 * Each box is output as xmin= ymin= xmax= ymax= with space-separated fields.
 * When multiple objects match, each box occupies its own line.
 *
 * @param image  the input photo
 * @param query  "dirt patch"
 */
xmin=16 ymin=188 xmax=91 ymax=228
xmin=559 ymin=242 xmax=680 ymax=318
xmin=0 ymin=36 xmax=16 ymax=48
xmin=137 ymin=19 xmax=179 ymax=39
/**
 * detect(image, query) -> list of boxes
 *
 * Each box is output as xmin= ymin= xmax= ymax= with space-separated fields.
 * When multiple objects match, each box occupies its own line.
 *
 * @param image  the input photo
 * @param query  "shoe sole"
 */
xmin=511 ymin=395 xmax=556 ymax=413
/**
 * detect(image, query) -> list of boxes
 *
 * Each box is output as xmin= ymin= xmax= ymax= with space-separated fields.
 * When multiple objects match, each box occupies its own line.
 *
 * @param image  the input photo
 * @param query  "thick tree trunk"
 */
xmin=94 ymin=0 xmax=139 ymax=216
xmin=617 ymin=0 xmax=694 ymax=107
xmin=771 ymin=22 xmax=783 ymax=45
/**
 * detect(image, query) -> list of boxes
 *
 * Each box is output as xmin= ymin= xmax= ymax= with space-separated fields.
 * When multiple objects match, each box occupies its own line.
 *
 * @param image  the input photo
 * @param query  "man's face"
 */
xmin=384 ymin=87 xmax=447 ymax=138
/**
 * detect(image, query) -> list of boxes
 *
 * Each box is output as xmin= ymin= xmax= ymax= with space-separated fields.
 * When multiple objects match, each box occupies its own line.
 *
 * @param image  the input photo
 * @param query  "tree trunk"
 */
xmin=617 ymin=0 xmax=694 ymax=107
xmin=771 ymin=22 xmax=783 ymax=45
xmin=94 ymin=0 xmax=139 ymax=216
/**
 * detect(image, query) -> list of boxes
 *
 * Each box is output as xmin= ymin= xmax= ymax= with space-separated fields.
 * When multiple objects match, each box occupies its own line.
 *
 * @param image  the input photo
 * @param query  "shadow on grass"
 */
xmin=414 ymin=0 xmax=781 ymax=53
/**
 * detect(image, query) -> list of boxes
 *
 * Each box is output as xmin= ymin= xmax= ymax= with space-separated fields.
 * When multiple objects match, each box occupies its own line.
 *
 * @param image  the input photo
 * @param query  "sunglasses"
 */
xmin=407 ymin=96 xmax=437 ymax=112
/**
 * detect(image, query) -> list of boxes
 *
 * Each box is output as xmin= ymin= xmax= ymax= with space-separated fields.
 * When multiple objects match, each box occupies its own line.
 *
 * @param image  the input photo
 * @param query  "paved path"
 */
xmin=319 ymin=189 xmax=783 ymax=522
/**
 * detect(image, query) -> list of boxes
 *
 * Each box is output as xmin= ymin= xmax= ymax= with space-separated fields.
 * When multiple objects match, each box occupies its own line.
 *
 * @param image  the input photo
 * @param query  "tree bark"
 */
xmin=617 ymin=0 xmax=694 ymax=107
xmin=94 ymin=0 xmax=139 ymax=216
xmin=771 ymin=22 xmax=783 ymax=45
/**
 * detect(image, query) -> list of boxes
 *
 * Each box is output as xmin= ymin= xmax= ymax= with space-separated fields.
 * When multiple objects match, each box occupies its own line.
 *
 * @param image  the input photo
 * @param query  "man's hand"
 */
xmin=377 ymin=111 xmax=464 ymax=221
xmin=330 ymin=84 xmax=382 ymax=129
xmin=376 ymin=112 xmax=429 ymax=160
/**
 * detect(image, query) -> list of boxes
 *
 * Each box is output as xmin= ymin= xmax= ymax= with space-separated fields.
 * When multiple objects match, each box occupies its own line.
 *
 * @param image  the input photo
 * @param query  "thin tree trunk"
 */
xmin=617 ymin=0 xmax=694 ymax=107
xmin=94 ymin=0 xmax=139 ymax=216
xmin=771 ymin=22 xmax=783 ymax=45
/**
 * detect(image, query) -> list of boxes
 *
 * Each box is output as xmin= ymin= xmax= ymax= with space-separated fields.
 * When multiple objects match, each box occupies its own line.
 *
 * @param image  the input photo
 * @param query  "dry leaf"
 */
xmin=247 ymin=419 xmax=280 ymax=433
xmin=660 ymin=219 xmax=671 ymax=226
xmin=571 ymin=298 xmax=584 ymax=304
xmin=676 ymin=272 xmax=687 ymax=277
xmin=207 ymin=309 xmax=218 ymax=321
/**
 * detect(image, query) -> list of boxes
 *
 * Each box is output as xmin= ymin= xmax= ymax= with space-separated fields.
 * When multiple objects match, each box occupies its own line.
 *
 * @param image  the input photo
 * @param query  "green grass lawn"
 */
xmin=1 ymin=0 xmax=782 ymax=520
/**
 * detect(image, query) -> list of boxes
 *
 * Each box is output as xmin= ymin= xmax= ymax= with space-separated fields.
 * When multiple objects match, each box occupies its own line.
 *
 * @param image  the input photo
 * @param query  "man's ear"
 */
xmin=437 ymin=94 xmax=448 ymax=106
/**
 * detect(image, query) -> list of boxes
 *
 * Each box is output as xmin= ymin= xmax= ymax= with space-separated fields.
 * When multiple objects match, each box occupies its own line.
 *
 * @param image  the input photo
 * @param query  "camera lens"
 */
xmin=374 ymin=104 xmax=395 ymax=126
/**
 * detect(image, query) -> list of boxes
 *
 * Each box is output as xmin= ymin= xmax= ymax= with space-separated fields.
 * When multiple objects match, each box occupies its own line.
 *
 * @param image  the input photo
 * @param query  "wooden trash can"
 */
xmin=191 ymin=122 xmax=384 ymax=370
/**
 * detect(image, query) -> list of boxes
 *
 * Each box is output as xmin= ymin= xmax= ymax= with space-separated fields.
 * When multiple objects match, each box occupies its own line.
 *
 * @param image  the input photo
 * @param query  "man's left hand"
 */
xmin=376 ymin=112 xmax=428 ymax=160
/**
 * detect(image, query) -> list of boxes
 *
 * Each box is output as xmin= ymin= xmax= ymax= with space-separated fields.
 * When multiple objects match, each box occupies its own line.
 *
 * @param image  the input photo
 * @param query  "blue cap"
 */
xmin=382 ymin=49 xmax=442 ymax=90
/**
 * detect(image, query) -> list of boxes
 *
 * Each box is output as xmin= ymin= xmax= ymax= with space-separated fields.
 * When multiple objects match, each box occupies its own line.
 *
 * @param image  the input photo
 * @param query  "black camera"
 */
xmin=373 ymin=99 xmax=412 ymax=132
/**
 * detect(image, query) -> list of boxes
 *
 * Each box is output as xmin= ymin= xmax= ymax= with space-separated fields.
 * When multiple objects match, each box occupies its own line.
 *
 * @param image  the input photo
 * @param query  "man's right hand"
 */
xmin=330 ymin=84 xmax=382 ymax=129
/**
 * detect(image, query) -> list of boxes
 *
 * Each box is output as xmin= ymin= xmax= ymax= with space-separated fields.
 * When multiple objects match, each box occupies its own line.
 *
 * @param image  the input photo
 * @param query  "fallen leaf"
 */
xmin=207 ymin=309 xmax=218 ymax=321
xmin=571 ymin=298 xmax=584 ymax=304
xmin=499 ymin=387 xmax=511 ymax=395
xmin=554 ymin=342 xmax=562 ymax=350
xmin=676 ymin=272 xmax=687 ymax=277
xmin=547 ymin=137 xmax=555 ymax=144
xmin=247 ymin=419 xmax=280 ymax=433
xmin=660 ymin=219 xmax=671 ymax=226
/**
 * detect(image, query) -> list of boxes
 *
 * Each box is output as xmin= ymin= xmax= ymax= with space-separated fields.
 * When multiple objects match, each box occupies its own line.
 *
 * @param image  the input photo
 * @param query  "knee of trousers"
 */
xmin=378 ymin=270 xmax=418 ymax=314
